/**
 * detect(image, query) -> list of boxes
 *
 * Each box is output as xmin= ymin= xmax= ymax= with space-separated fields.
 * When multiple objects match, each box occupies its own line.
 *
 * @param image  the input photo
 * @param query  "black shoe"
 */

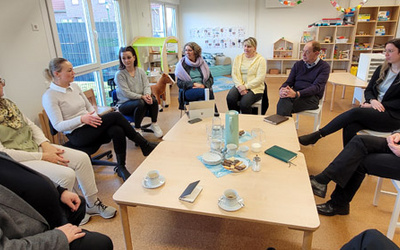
xmin=114 ymin=165 xmax=131 ymax=181
xmin=299 ymin=131 xmax=322 ymax=146
xmin=310 ymin=175 xmax=327 ymax=198
xmin=317 ymin=201 xmax=349 ymax=216
xmin=141 ymin=142 xmax=159 ymax=156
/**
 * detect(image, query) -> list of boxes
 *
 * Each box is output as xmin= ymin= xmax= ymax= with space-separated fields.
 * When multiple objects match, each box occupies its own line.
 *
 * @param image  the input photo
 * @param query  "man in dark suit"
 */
xmin=0 ymin=152 xmax=113 ymax=249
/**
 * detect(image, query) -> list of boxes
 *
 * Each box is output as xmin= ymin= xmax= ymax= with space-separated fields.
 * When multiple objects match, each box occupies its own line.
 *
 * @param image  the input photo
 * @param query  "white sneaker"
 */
xmin=150 ymin=123 xmax=163 ymax=138
xmin=86 ymin=198 xmax=117 ymax=219
xmin=79 ymin=213 xmax=91 ymax=226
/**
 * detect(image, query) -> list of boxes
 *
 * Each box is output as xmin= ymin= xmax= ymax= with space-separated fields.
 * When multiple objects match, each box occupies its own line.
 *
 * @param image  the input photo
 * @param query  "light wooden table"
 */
xmin=113 ymin=116 xmax=319 ymax=250
xmin=163 ymin=113 xmax=300 ymax=152
xmin=327 ymin=72 xmax=368 ymax=111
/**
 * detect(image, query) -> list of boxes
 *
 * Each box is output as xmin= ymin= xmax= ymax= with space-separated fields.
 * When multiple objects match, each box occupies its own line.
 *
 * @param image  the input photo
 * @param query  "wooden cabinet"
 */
xmin=353 ymin=5 xmax=399 ymax=65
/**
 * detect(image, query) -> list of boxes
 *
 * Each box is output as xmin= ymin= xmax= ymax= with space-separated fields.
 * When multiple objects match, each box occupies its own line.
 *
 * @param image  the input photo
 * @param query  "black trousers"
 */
xmin=319 ymin=107 xmax=400 ymax=146
xmin=226 ymin=87 xmax=262 ymax=114
xmin=67 ymin=112 xmax=146 ymax=156
xmin=341 ymin=229 xmax=399 ymax=250
xmin=276 ymin=95 xmax=319 ymax=117
xmin=322 ymin=135 xmax=400 ymax=206
xmin=119 ymin=96 xmax=159 ymax=129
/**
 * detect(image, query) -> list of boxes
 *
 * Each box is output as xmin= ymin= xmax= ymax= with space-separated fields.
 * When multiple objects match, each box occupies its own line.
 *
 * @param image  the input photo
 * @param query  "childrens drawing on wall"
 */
xmin=190 ymin=26 xmax=246 ymax=49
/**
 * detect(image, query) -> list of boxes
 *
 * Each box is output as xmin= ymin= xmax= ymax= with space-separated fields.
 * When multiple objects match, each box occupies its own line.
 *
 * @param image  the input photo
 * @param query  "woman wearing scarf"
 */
xmin=226 ymin=37 xmax=267 ymax=114
xmin=0 ymin=76 xmax=116 ymax=224
xmin=175 ymin=42 xmax=215 ymax=110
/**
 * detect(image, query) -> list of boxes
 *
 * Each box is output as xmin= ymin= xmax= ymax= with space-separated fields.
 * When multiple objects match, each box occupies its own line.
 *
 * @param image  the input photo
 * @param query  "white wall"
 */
xmin=179 ymin=0 xmax=256 ymax=59
xmin=179 ymin=0 xmax=400 ymax=60
xmin=0 ymin=0 xmax=53 ymax=122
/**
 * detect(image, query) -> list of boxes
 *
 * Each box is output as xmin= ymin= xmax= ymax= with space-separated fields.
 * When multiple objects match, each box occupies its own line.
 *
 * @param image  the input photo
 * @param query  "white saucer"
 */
xmin=218 ymin=196 xmax=244 ymax=211
xmin=202 ymin=152 xmax=223 ymax=165
xmin=142 ymin=176 xmax=166 ymax=189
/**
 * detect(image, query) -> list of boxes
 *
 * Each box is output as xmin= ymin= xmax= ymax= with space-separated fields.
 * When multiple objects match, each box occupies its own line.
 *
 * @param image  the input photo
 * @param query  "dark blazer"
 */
xmin=365 ymin=65 xmax=400 ymax=120
xmin=0 ymin=153 xmax=69 ymax=250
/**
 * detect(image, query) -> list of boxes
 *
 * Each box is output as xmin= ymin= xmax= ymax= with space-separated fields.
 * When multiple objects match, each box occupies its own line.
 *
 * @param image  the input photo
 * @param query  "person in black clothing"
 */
xmin=0 ymin=152 xmax=113 ymax=249
xmin=310 ymin=133 xmax=400 ymax=216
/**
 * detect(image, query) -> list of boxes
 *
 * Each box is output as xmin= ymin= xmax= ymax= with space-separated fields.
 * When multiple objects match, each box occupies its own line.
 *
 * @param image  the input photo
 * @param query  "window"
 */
xmin=150 ymin=2 xmax=177 ymax=37
xmin=47 ymin=0 xmax=124 ymax=105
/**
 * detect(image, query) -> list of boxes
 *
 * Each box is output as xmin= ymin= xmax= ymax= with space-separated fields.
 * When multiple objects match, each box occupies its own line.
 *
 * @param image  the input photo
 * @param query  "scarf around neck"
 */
xmin=175 ymin=56 xmax=210 ymax=84
xmin=0 ymin=98 xmax=24 ymax=130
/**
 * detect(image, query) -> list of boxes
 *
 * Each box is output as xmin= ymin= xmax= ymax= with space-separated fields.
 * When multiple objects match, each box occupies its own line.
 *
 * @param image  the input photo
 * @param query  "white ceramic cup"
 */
xmin=146 ymin=170 xmax=160 ymax=186
xmin=223 ymin=189 xmax=239 ymax=207
xmin=251 ymin=142 xmax=262 ymax=153
xmin=238 ymin=145 xmax=249 ymax=158
xmin=226 ymin=144 xmax=238 ymax=157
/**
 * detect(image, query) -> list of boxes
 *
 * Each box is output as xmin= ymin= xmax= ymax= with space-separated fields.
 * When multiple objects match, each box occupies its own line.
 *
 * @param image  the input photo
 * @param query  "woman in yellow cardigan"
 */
xmin=226 ymin=37 xmax=267 ymax=114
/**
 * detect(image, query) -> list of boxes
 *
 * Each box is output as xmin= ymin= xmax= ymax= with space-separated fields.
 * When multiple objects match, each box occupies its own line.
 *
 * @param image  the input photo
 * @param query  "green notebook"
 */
xmin=264 ymin=145 xmax=297 ymax=163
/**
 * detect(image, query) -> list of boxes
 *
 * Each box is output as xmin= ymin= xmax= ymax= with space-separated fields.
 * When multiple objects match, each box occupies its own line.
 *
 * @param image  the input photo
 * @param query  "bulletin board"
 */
xmin=189 ymin=26 xmax=246 ymax=49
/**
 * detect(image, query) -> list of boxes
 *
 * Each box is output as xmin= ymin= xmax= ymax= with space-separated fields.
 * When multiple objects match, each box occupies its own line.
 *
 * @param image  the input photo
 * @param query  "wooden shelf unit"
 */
xmin=352 ymin=5 xmax=399 ymax=65
xmin=298 ymin=25 xmax=356 ymax=73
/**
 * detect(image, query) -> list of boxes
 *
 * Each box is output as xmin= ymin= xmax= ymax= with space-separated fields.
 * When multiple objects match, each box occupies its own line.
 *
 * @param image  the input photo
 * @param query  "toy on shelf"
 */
xmin=358 ymin=13 xmax=371 ymax=22
xmin=308 ymin=17 xmax=344 ymax=27
xmin=378 ymin=11 xmax=390 ymax=21
xmin=343 ymin=12 xmax=355 ymax=25
xmin=319 ymin=48 xmax=327 ymax=59
xmin=301 ymin=31 xmax=314 ymax=43
xmin=335 ymin=36 xmax=348 ymax=43
xmin=339 ymin=50 xmax=350 ymax=59
xmin=273 ymin=38 xmax=294 ymax=58
xmin=375 ymin=26 xmax=386 ymax=36
xmin=324 ymin=36 xmax=332 ymax=43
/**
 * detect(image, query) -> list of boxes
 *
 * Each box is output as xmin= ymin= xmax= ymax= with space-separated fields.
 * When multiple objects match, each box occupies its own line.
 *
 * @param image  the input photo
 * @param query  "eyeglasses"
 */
xmin=0 ymin=78 xmax=5 ymax=86
xmin=302 ymin=50 xmax=314 ymax=55
xmin=385 ymin=49 xmax=396 ymax=53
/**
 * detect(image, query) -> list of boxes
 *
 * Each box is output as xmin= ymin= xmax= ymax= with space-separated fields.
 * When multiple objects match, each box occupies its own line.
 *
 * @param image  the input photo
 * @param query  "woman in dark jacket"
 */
xmin=299 ymin=38 xmax=400 ymax=147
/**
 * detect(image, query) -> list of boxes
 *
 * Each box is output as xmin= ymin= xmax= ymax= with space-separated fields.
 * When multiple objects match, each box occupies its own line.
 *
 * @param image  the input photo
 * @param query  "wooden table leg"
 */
xmin=119 ymin=204 xmax=133 ymax=250
xmin=302 ymin=230 xmax=313 ymax=250
xmin=330 ymin=83 xmax=336 ymax=111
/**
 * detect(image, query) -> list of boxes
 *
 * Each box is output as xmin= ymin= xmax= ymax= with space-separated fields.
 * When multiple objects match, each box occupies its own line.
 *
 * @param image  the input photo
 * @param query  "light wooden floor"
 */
xmin=80 ymin=77 xmax=400 ymax=250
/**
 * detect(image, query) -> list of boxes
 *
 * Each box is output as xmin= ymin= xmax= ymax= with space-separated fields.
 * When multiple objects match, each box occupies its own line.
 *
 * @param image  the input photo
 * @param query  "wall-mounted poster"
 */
xmin=189 ymin=26 xmax=246 ymax=49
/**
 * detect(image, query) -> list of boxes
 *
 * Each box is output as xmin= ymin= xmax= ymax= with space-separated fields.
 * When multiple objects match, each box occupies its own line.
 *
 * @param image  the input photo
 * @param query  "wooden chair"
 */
xmin=83 ymin=88 xmax=113 ymax=116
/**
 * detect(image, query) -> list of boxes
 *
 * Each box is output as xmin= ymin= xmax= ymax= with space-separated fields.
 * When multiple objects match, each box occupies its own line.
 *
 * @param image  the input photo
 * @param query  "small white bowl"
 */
xmin=251 ymin=142 xmax=262 ymax=153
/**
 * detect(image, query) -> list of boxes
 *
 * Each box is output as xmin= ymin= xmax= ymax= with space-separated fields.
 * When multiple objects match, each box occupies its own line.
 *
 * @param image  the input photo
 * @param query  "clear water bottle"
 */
xmin=252 ymin=155 xmax=261 ymax=172
xmin=210 ymin=113 xmax=223 ymax=152
xmin=212 ymin=113 xmax=222 ymax=140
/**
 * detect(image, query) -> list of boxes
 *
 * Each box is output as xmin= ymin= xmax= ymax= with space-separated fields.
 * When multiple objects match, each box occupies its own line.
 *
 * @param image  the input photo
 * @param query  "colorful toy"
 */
xmin=150 ymin=73 xmax=174 ymax=112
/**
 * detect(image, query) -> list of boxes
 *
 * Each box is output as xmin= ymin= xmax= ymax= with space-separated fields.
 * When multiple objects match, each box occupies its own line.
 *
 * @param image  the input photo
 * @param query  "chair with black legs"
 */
xmin=107 ymin=78 xmax=153 ymax=133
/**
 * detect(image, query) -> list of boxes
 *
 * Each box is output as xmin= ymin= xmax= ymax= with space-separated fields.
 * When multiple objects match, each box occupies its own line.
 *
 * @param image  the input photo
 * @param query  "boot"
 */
xmin=132 ymin=131 xmax=159 ymax=156
xmin=141 ymin=141 xmax=159 ymax=156
xmin=298 ymin=131 xmax=322 ymax=146
xmin=114 ymin=154 xmax=131 ymax=181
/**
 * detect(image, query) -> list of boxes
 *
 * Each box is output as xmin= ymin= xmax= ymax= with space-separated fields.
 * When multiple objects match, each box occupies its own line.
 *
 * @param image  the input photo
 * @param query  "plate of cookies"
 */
xmin=222 ymin=157 xmax=249 ymax=173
